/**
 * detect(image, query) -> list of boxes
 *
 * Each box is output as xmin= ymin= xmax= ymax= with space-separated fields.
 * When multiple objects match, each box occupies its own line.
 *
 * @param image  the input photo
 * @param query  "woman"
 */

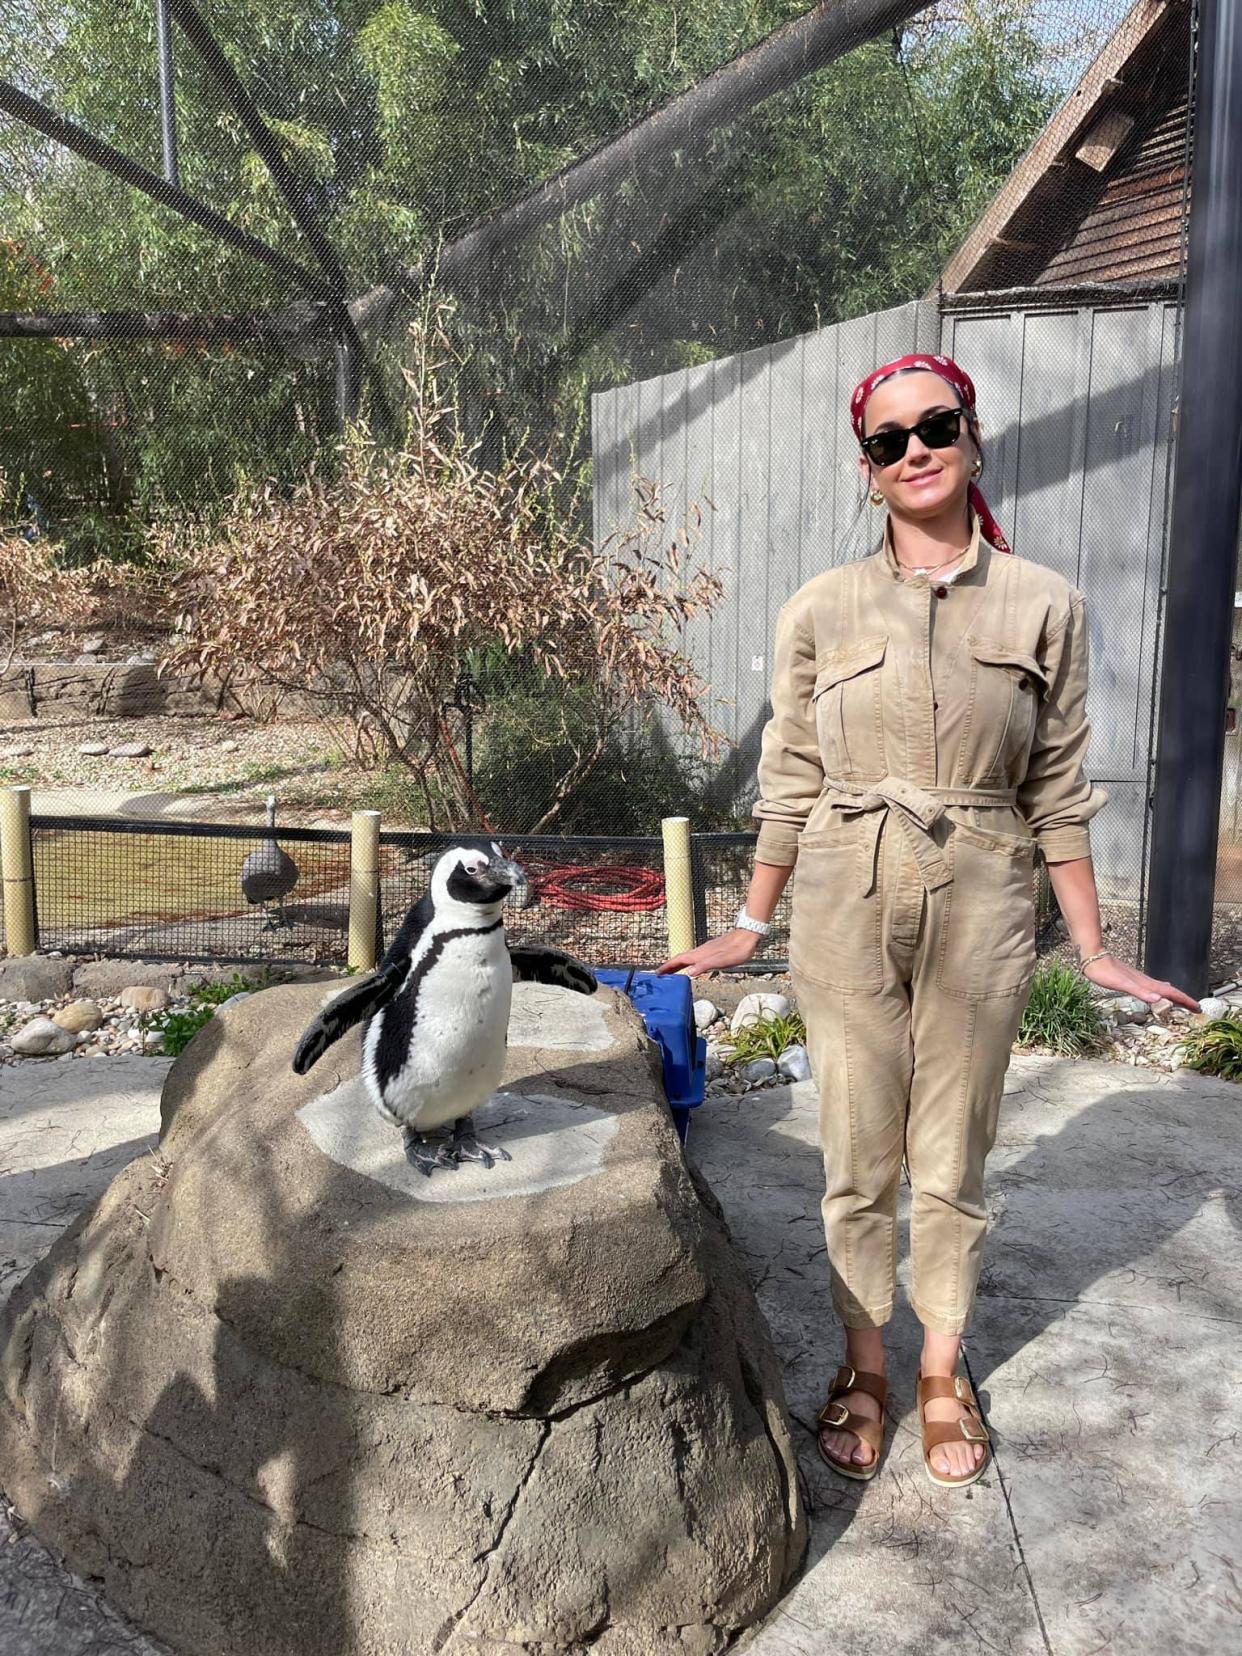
xmin=659 ymin=353 xmax=1198 ymax=1488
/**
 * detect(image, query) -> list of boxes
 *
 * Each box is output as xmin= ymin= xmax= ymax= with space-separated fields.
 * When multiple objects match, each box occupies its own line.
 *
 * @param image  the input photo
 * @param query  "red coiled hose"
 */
xmin=527 ymin=862 xmax=666 ymax=913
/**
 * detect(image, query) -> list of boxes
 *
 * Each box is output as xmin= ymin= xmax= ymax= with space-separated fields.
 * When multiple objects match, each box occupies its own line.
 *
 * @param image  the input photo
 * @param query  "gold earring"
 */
xmin=869 ymin=487 xmax=884 ymax=506
xmin=971 ymin=460 xmax=982 ymax=478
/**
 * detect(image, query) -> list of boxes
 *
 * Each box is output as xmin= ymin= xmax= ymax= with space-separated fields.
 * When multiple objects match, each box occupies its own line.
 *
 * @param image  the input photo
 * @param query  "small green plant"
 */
xmin=1177 ymin=1017 xmax=1242 ymax=1082
xmin=1016 ymin=961 xmax=1103 ymax=1056
xmin=724 ymin=1009 xmax=807 ymax=1066
xmin=149 ymin=971 xmax=267 ymax=1055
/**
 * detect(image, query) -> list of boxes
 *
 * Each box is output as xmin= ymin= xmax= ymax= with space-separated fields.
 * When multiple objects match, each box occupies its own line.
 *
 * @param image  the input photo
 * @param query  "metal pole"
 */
xmin=1146 ymin=0 xmax=1242 ymax=993
xmin=156 ymin=0 xmax=179 ymax=187
xmin=0 ymin=786 xmax=37 ymax=956
xmin=661 ymin=816 xmax=695 ymax=957
xmin=348 ymin=811 xmax=381 ymax=973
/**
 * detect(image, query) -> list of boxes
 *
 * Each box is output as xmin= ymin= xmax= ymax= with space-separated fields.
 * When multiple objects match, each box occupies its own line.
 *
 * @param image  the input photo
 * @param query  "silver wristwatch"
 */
xmin=734 ymin=906 xmax=771 ymax=937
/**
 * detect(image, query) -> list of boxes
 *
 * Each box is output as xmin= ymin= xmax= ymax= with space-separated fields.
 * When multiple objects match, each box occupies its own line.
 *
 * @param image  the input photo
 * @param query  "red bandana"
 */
xmin=850 ymin=353 xmax=1012 ymax=555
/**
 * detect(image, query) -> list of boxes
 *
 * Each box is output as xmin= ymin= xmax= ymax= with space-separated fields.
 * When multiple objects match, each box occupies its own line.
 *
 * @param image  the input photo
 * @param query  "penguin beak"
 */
xmin=494 ymin=854 xmax=535 ymax=909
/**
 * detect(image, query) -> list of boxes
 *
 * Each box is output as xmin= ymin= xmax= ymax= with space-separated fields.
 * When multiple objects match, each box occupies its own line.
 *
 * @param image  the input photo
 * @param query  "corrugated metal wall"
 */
xmin=592 ymin=294 xmax=1179 ymax=898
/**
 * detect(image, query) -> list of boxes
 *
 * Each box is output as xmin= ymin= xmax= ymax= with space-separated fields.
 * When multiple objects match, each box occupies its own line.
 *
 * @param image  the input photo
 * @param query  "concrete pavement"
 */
xmin=0 ymin=1050 xmax=1238 ymax=1653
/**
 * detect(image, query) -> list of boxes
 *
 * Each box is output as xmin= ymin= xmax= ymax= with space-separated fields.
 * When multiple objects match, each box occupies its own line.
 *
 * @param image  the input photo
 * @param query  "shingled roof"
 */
xmin=936 ymin=0 xmax=1192 ymax=295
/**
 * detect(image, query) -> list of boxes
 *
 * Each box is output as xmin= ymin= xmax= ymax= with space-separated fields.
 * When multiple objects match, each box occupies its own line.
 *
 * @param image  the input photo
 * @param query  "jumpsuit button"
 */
xmin=934 ymin=585 xmax=948 ymax=599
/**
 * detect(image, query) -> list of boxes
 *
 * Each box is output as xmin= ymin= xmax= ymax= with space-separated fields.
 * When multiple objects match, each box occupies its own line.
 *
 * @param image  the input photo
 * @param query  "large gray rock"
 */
xmin=0 ymin=982 xmax=804 ymax=1656
xmin=0 ymin=955 xmax=74 ymax=1002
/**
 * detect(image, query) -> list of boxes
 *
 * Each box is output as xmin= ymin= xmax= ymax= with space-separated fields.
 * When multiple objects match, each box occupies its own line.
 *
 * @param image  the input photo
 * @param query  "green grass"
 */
xmin=723 ymin=1009 xmax=807 ymax=1066
xmin=149 ymin=970 xmax=272 ymax=1055
xmin=1176 ymin=1017 xmax=1242 ymax=1082
xmin=1016 ymin=961 xmax=1103 ymax=1056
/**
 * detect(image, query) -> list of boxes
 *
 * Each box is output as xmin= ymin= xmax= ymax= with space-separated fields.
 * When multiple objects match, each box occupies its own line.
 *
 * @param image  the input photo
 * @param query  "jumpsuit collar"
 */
xmin=875 ymin=508 xmax=986 ymax=585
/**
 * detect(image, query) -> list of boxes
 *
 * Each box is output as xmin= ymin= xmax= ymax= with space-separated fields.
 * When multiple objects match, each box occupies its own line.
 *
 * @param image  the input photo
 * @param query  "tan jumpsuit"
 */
xmin=752 ymin=514 xmax=1106 ymax=1337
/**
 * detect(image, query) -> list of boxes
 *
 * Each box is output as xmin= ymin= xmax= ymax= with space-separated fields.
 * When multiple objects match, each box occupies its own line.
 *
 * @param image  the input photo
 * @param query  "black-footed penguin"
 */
xmin=292 ymin=841 xmax=597 ymax=1174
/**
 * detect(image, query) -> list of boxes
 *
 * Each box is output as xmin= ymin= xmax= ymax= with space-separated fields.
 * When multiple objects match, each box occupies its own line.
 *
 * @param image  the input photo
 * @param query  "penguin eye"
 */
xmin=461 ymin=855 xmax=488 ymax=877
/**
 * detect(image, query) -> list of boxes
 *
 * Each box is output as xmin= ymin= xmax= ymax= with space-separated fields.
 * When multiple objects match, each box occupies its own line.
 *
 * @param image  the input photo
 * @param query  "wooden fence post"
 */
xmin=0 ymin=785 xmax=37 ymax=956
xmin=348 ymin=810 xmax=381 ymax=973
xmin=661 ymin=815 xmax=695 ymax=958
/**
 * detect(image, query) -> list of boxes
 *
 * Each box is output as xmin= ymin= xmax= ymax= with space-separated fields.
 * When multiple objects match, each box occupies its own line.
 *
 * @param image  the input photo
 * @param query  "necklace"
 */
xmin=895 ymin=544 xmax=968 ymax=580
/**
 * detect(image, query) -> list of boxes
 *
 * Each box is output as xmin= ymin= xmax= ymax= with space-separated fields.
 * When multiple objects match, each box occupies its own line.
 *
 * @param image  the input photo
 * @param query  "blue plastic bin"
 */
xmin=594 ymin=968 xmax=707 ymax=1143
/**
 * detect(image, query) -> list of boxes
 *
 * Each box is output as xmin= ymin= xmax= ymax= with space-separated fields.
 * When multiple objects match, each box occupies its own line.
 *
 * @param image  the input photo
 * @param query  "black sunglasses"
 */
xmin=859 ymin=407 xmax=966 ymax=468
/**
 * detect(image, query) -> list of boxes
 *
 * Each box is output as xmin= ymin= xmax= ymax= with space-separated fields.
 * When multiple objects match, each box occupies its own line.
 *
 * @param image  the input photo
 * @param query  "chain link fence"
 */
xmin=0 ymin=0 xmax=1210 ymax=967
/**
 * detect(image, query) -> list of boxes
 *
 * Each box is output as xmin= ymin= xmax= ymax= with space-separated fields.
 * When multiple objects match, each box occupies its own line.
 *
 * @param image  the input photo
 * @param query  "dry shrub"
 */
xmin=164 ymin=411 xmax=723 ymax=828
xmin=0 ymin=522 xmax=162 ymax=670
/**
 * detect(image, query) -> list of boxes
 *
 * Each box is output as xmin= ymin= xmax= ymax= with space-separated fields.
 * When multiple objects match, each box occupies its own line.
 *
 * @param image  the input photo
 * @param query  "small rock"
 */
xmin=108 ymin=741 xmax=153 ymax=759
xmin=2 ymin=744 xmax=34 ymax=759
xmin=777 ymin=1044 xmax=812 ymax=1082
xmin=0 ymin=957 xmax=74 ymax=1002
xmin=730 ymin=993 xmax=792 ymax=1035
xmin=1146 ymin=1024 xmax=1180 ymax=1042
xmin=80 ymin=637 xmax=104 ymax=655
xmin=1149 ymin=997 xmax=1175 ymax=1020
xmin=215 ymin=992 xmax=251 ymax=1011
xmin=1115 ymin=995 xmax=1151 ymax=1025
xmin=73 ymin=960 xmax=182 ymax=998
xmin=693 ymin=998 xmax=721 ymax=1034
xmin=12 ymin=1017 xmax=75 ymax=1056
xmin=1197 ymin=996 xmax=1230 ymax=1021
xmin=1169 ymin=1052 xmax=1186 ymax=1072
xmin=78 ymin=741 xmax=109 ymax=756
xmin=144 ymin=1031 xmax=165 ymax=1052
xmin=741 ymin=1058 xmax=777 ymax=1084
xmin=126 ymin=649 xmax=158 ymax=666
xmin=220 ymin=739 xmax=239 ymax=753
xmin=52 ymin=999 xmax=104 ymax=1033
xmin=120 ymin=986 xmax=170 ymax=1012
xmin=705 ymin=1053 xmax=725 ymax=1082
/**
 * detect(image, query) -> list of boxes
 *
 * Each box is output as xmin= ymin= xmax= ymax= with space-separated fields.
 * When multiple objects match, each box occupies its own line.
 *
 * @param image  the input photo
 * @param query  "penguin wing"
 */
xmin=292 ymin=963 xmax=404 ymax=1074
xmin=508 ymin=944 xmax=597 ymax=996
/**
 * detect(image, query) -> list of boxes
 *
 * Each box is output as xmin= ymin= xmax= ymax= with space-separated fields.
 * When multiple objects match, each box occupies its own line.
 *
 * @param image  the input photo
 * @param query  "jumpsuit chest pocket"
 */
xmin=811 ymin=634 xmax=887 ymax=780
xmin=936 ymin=823 xmax=1037 ymax=1000
xmin=789 ymin=820 xmax=883 ymax=993
xmin=962 ymin=640 xmax=1049 ymax=782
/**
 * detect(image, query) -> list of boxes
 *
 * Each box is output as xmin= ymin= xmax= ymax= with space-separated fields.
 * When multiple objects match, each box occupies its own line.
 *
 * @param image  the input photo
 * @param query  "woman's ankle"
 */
xmin=843 ymin=1328 xmax=887 ymax=1373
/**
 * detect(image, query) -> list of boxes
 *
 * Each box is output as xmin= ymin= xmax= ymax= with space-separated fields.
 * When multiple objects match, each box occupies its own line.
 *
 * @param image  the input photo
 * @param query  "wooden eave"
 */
xmin=932 ymin=0 xmax=1184 ymax=296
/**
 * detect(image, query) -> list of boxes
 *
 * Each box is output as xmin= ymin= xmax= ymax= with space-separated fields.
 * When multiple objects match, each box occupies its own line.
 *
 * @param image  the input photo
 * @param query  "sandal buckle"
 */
xmin=819 ymin=1401 xmax=850 ymax=1428
xmin=953 ymin=1375 xmax=969 ymax=1401
xmin=960 ymin=1419 xmax=988 ymax=1442
xmin=839 ymin=1364 xmax=856 ymax=1391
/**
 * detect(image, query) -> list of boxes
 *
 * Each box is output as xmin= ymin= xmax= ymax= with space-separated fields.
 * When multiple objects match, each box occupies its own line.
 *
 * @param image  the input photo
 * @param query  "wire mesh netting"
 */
xmin=30 ymin=814 xmax=353 ymax=964
xmin=0 ymin=0 xmax=1208 ymax=970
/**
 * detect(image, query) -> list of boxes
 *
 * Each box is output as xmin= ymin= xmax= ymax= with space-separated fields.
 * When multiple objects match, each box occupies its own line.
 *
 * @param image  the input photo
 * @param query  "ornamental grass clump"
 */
xmin=1016 ymin=960 xmax=1103 ymax=1056
xmin=1176 ymin=1017 xmax=1242 ymax=1082
xmin=724 ymin=1009 xmax=807 ymax=1067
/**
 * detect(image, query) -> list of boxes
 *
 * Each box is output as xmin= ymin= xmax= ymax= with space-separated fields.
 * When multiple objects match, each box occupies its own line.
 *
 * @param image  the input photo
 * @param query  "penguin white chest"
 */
xmin=368 ymin=932 xmax=512 ymax=1132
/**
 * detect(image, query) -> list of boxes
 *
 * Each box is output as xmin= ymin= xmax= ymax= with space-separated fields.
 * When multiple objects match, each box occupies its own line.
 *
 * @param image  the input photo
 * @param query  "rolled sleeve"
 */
xmin=1018 ymin=591 xmax=1108 ymax=861
xmin=751 ymin=602 xmax=823 ymax=865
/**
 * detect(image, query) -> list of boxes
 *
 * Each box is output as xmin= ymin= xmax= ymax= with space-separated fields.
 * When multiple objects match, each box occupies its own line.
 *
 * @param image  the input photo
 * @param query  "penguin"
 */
xmin=291 ymin=840 xmax=596 ymax=1175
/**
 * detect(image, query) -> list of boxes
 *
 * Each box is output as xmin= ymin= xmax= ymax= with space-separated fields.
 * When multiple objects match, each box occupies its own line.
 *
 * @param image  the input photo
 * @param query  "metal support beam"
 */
xmin=0 ymin=81 xmax=332 ymax=298
xmin=156 ymin=0 xmax=179 ymax=187
xmin=1145 ymin=0 xmax=1242 ymax=992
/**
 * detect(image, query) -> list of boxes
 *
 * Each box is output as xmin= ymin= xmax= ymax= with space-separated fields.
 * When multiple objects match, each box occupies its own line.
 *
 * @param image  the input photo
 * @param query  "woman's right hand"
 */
xmin=656 ymin=928 xmax=764 ymax=978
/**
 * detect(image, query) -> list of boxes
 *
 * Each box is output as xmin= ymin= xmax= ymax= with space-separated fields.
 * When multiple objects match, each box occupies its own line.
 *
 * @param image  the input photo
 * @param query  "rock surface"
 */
xmin=777 ymin=1044 xmax=812 ymax=1083
xmin=10 ymin=1018 xmax=75 ymax=1056
xmin=119 ymin=985 xmax=170 ymax=1012
xmin=693 ymin=998 xmax=721 ymax=1033
xmin=730 ymin=993 xmax=791 ymax=1035
xmin=0 ymin=981 xmax=804 ymax=1656
xmin=0 ymin=957 xmax=74 ymax=1003
xmin=51 ymin=1000 xmax=104 ymax=1034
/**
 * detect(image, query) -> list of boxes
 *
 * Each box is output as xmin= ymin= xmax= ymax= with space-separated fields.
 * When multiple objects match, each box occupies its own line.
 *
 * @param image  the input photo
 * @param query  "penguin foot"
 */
xmin=450 ymin=1116 xmax=512 ymax=1171
xmin=402 ymin=1128 xmax=458 ymax=1178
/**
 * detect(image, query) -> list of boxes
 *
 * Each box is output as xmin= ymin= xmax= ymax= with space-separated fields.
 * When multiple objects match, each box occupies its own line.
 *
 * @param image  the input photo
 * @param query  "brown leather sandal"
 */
xmin=816 ymin=1363 xmax=889 ymax=1481
xmin=916 ymin=1370 xmax=991 ymax=1488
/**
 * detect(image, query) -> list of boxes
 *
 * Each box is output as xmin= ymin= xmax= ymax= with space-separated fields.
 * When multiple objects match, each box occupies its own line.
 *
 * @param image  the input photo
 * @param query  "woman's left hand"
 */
xmin=1080 ymin=952 xmax=1200 ymax=1013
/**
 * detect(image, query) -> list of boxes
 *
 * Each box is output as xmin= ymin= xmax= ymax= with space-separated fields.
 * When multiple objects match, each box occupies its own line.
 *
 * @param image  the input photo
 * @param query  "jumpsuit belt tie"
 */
xmin=819 ymin=775 xmax=1019 ymax=897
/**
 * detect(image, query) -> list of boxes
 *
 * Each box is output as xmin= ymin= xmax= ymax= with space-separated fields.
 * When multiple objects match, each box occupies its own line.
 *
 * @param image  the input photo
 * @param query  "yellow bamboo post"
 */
xmin=348 ymin=810 xmax=381 ymax=973
xmin=0 ymin=785 xmax=37 ymax=956
xmin=661 ymin=815 xmax=695 ymax=957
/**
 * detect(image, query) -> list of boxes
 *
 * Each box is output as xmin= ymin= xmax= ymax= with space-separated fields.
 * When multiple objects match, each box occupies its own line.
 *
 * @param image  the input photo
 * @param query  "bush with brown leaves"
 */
xmin=164 ymin=426 xmax=723 ymax=829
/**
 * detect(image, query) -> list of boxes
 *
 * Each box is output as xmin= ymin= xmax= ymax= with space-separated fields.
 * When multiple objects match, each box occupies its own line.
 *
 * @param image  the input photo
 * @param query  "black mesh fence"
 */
xmin=30 ymin=814 xmax=352 ymax=966
xmin=0 ymin=0 xmax=1210 ymax=972
xmin=21 ymin=812 xmax=1068 ymax=973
